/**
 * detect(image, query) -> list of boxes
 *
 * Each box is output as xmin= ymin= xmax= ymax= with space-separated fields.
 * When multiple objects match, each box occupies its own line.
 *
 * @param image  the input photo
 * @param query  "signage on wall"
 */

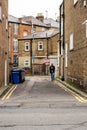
xmin=45 ymin=59 xmax=50 ymax=65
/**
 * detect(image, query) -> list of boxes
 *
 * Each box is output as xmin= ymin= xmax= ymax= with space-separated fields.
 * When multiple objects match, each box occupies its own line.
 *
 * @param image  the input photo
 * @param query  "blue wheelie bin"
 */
xmin=11 ymin=68 xmax=25 ymax=84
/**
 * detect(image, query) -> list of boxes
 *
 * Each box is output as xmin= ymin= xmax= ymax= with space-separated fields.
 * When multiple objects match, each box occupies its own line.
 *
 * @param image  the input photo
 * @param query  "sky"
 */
xmin=8 ymin=0 xmax=62 ymax=20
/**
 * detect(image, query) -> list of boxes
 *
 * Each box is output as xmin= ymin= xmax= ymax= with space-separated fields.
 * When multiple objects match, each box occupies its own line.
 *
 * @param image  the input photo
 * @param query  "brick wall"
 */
xmin=0 ymin=0 xmax=8 ymax=86
xmin=64 ymin=0 xmax=87 ymax=89
xmin=18 ymin=34 xmax=58 ymax=74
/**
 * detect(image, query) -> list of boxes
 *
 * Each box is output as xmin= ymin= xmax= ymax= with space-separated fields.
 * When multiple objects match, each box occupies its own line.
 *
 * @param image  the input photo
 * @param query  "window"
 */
xmin=24 ymin=60 xmax=29 ymax=67
xmin=13 ymin=39 xmax=18 ymax=52
xmin=38 ymin=41 xmax=43 ymax=51
xmin=23 ymin=31 xmax=28 ymax=37
xmin=70 ymin=33 xmax=74 ymax=50
xmin=25 ymin=42 xmax=30 ymax=51
xmin=74 ymin=0 xmax=78 ymax=5
xmin=13 ymin=55 xmax=18 ymax=64
xmin=42 ymin=27 xmax=46 ymax=32
xmin=14 ymin=23 xmax=18 ymax=35
xmin=65 ymin=43 xmax=68 ymax=67
xmin=0 ymin=4 xmax=2 ymax=21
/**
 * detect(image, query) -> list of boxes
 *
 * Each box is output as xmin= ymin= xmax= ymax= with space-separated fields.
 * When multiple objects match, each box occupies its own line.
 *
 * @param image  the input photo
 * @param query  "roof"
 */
xmin=8 ymin=15 xmax=31 ymax=25
xmin=44 ymin=18 xmax=59 ymax=28
xmin=19 ymin=16 xmax=49 ymax=27
xmin=18 ymin=30 xmax=59 ymax=40
xmin=8 ymin=15 xmax=20 ymax=23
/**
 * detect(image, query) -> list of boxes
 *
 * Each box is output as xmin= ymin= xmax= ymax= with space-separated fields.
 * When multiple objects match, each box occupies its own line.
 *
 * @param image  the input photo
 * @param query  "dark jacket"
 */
xmin=49 ymin=65 xmax=55 ymax=73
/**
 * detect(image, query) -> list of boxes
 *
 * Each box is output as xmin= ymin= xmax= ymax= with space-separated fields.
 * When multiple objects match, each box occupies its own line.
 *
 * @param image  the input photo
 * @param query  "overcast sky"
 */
xmin=8 ymin=0 xmax=62 ymax=19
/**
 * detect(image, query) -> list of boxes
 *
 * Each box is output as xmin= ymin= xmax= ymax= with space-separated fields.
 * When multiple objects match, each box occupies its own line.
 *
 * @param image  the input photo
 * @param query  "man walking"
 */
xmin=49 ymin=63 xmax=55 ymax=81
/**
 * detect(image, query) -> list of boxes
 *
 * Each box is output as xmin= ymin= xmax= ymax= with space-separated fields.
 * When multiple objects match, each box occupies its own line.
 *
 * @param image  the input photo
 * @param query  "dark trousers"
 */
xmin=50 ymin=73 xmax=54 ymax=81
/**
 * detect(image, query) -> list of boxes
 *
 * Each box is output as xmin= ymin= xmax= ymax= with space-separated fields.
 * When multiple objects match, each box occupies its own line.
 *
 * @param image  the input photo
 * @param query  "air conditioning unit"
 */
xmin=83 ymin=0 xmax=86 ymax=7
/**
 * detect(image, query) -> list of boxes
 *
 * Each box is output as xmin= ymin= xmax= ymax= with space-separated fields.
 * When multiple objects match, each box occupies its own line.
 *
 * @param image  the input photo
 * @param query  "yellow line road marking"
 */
xmin=55 ymin=81 xmax=87 ymax=103
xmin=2 ymin=85 xmax=17 ymax=100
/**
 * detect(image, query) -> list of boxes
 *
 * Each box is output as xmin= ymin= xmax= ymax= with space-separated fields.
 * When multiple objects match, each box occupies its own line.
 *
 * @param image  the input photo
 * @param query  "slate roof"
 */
xmin=18 ymin=30 xmax=59 ymax=40
xmin=8 ymin=15 xmax=59 ymax=28
xmin=19 ymin=16 xmax=48 ymax=27
xmin=8 ymin=15 xmax=31 ymax=25
xmin=8 ymin=15 xmax=20 ymax=23
xmin=44 ymin=18 xmax=59 ymax=28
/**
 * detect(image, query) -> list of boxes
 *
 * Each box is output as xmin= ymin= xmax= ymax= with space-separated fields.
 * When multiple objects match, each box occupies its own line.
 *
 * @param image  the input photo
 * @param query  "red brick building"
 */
xmin=0 ymin=0 xmax=8 ymax=86
xmin=8 ymin=15 xmax=50 ymax=67
xmin=8 ymin=15 xmax=31 ymax=66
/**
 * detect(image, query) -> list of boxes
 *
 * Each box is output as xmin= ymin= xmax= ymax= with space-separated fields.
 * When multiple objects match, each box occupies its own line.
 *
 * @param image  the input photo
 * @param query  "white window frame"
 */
xmin=13 ymin=39 xmax=18 ymax=52
xmin=24 ymin=60 xmax=29 ymax=67
xmin=14 ymin=23 xmax=18 ymax=35
xmin=42 ymin=27 xmax=46 ymax=32
xmin=38 ymin=41 xmax=43 ymax=51
xmin=65 ymin=43 xmax=68 ymax=67
xmin=70 ymin=33 xmax=74 ymax=50
xmin=74 ymin=0 xmax=78 ymax=5
xmin=0 ymin=4 xmax=2 ymax=21
xmin=25 ymin=42 xmax=30 ymax=51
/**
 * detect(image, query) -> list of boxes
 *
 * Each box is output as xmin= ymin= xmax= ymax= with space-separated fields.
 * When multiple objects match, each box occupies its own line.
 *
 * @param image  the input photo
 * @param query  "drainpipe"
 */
xmin=5 ymin=60 xmax=7 ymax=86
xmin=46 ymin=32 xmax=48 ymax=59
xmin=60 ymin=0 xmax=65 ymax=81
xmin=46 ymin=32 xmax=49 ymax=75
xmin=62 ymin=0 xmax=65 ymax=81
xmin=30 ymin=39 xmax=32 ymax=74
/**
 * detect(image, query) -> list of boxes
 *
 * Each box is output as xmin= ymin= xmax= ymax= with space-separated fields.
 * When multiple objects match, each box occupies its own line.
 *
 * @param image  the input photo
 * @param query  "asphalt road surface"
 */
xmin=0 ymin=76 xmax=87 ymax=130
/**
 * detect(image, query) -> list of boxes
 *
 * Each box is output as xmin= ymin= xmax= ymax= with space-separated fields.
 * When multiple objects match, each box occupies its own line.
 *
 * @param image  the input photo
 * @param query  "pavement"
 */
xmin=0 ymin=77 xmax=87 ymax=99
xmin=56 ymin=78 xmax=87 ymax=99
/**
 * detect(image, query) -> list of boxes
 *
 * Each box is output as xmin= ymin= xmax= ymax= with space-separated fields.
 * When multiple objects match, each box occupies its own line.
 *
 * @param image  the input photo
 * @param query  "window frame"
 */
xmin=13 ymin=39 xmax=18 ymax=52
xmin=24 ymin=60 xmax=29 ymax=67
xmin=14 ymin=23 xmax=18 ymax=35
xmin=25 ymin=42 xmax=30 ymax=51
xmin=38 ymin=41 xmax=43 ymax=51
xmin=70 ymin=33 xmax=74 ymax=50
